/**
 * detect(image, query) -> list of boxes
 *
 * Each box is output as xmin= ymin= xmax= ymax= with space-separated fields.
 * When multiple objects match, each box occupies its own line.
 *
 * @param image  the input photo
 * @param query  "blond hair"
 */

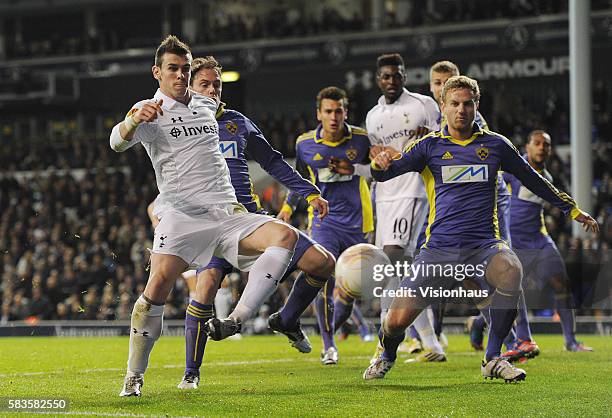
xmin=441 ymin=75 xmax=480 ymax=103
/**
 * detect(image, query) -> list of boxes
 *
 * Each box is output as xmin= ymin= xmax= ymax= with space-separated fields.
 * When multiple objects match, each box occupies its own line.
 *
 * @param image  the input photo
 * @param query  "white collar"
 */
xmin=377 ymin=88 xmax=409 ymax=107
xmin=153 ymin=88 xmax=190 ymax=109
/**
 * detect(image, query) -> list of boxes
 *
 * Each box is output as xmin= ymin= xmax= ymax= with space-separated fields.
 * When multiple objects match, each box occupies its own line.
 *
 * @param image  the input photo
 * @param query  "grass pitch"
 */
xmin=1 ymin=334 xmax=611 ymax=417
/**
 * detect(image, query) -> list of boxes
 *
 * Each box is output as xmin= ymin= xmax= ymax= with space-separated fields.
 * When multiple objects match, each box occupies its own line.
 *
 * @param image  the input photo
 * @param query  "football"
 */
xmin=335 ymin=243 xmax=391 ymax=299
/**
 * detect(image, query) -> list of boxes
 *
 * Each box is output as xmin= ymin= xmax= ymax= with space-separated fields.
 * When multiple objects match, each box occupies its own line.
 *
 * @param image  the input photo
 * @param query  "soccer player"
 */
xmin=363 ymin=75 xmax=598 ymax=382
xmin=503 ymin=130 xmax=593 ymax=353
xmin=365 ymin=53 xmax=445 ymax=361
xmin=278 ymin=86 xmax=373 ymax=365
xmin=109 ymin=36 xmax=327 ymax=397
xmin=428 ymin=60 xmax=534 ymax=356
xmin=166 ymin=56 xmax=336 ymax=388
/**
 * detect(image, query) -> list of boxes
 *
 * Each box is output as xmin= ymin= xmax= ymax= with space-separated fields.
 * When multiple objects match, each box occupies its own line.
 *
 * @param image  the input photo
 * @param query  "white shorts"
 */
xmin=152 ymin=203 xmax=274 ymax=271
xmin=375 ymin=197 xmax=428 ymax=256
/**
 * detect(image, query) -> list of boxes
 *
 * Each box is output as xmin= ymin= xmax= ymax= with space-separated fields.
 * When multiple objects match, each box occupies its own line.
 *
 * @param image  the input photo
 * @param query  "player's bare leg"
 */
xmin=270 ymin=244 xmax=335 ymax=354
xmin=206 ymin=221 xmax=298 ymax=340
xmin=121 ymin=253 xmax=188 ymax=396
xmin=382 ymin=245 xmax=444 ymax=360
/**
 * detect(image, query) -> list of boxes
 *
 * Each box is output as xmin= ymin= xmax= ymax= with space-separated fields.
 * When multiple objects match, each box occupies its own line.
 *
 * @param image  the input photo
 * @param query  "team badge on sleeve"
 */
xmin=126 ymin=108 xmax=138 ymax=118
xmin=476 ymin=146 xmax=489 ymax=161
xmin=225 ymin=121 xmax=238 ymax=135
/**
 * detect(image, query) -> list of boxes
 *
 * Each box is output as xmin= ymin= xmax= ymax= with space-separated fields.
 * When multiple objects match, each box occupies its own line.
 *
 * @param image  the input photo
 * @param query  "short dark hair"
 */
xmin=316 ymin=86 xmax=348 ymax=109
xmin=527 ymin=130 xmax=551 ymax=144
xmin=155 ymin=35 xmax=191 ymax=67
xmin=376 ymin=53 xmax=404 ymax=71
xmin=190 ymin=56 xmax=222 ymax=85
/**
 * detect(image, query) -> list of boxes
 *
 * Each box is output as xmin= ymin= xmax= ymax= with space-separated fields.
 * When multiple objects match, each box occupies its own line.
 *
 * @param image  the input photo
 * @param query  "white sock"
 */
xmin=411 ymin=308 xmax=444 ymax=354
xmin=126 ymin=295 xmax=164 ymax=376
xmin=230 ymin=246 xmax=293 ymax=322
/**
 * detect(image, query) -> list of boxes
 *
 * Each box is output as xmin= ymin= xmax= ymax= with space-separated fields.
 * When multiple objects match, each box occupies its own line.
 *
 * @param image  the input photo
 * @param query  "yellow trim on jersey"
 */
xmin=305 ymin=194 xmax=321 ymax=203
xmin=281 ymin=203 xmax=293 ymax=216
xmin=539 ymin=212 xmax=549 ymax=236
xmin=249 ymin=178 xmax=263 ymax=211
xmin=402 ymin=131 xmax=438 ymax=154
xmin=314 ymin=124 xmax=360 ymax=147
xmin=296 ymin=131 xmax=316 ymax=145
xmin=215 ymin=102 xmax=226 ymax=119
xmin=359 ymin=176 xmax=374 ymax=233
xmin=440 ymin=128 xmax=484 ymax=147
xmin=306 ymin=165 xmax=317 ymax=229
xmin=570 ymin=207 xmax=584 ymax=219
xmin=421 ymin=166 xmax=437 ymax=247
xmin=493 ymin=175 xmax=500 ymax=240
xmin=315 ymin=131 xmax=352 ymax=147
xmin=494 ymin=131 xmax=578 ymax=210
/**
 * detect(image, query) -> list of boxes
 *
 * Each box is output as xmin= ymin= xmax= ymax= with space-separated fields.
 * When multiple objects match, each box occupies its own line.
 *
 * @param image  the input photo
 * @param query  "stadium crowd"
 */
xmin=7 ymin=0 xmax=610 ymax=60
xmin=0 ymin=87 xmax=610 ymax=324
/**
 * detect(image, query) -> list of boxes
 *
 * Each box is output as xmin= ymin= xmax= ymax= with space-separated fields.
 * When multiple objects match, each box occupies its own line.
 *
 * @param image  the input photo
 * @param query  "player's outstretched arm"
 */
xmin=370 ymin=137 xmax=428 ymax=181
xmin=246 ymin=122 xmax=321 ymax=204
xmin=500 ymin=137 xmax=599 ymax=234
xmin=110 ymin=99 xmax=164 ymax=152
xmin=121 ymin=99 xmax=163 ymax=139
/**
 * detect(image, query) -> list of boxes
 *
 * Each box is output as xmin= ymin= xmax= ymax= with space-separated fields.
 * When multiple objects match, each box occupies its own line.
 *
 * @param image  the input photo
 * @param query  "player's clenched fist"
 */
xmin=373 ymin=151 xmax=393 ymax=170
xmin=124 ymin=99 xmax=164 ymax=133
xmin=309 ymin=196 xmax=329 ymax=220
xmin=134 ymin=99 xmax=164 ymax=123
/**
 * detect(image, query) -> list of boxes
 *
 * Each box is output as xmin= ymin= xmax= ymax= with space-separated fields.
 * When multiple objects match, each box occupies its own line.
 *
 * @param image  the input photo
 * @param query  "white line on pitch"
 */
xmin=0 ymin=352 xmax=478 ymax=378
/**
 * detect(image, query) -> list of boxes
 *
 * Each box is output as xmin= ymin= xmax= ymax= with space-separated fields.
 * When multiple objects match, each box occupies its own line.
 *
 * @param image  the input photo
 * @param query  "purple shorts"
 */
xmin=515 ymin=243 xmax=567 ymax=288
xmin=394 ymin=243 xmax=507 ymax=308
xmin=310 ymin=224 xmax=367 ymax=259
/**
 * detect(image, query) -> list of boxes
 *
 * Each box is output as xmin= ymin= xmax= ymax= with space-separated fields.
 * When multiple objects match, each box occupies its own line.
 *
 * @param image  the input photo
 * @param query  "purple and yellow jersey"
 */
xmin=286 ymin=123 xmax=373 ymax=233
xmin=503 ymin=160 xmax=555 ymax=249
xmin=372 ymin=125 xmax=581 ymax=249
xmin=216 ymin=103 xmax=320 ymax=212
xmin=440 ymin=110 xmax=509 ymax=199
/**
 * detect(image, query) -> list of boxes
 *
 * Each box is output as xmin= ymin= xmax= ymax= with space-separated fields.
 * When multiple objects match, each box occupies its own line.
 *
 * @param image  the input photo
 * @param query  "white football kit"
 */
xmin=110 ymin=89 xmax=272 ymax=270
xmin=366 ymin=88 xmax=440 ymax=255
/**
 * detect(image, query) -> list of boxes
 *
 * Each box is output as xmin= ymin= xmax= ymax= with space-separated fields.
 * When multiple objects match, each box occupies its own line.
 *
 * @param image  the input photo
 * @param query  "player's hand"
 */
xmin=133 ymin=99 xmax=164 ymax=124
xmin=276 ymin=209 xmax=292 ymax=223
xmin=373 ymin=151 xmax=394 ymax=170
xmin=574 ymin=212 xmax=599 ymax=234
xmin=415 ymin=126 xmax=430 ymax=138
xmin=328 ymin=157 xmax=354 ymax=175
xmin=309 ymin=197 xmax=329 ymax=220
xmin=369 ymin=145 xmax=386 ymax=160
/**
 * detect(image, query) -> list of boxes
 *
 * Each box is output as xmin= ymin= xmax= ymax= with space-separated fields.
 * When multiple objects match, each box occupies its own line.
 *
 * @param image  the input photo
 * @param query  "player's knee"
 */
xmin=488 ymin=251 xmax=522 ymax=291
xmin=270 ymin=223 xmax=299 ymax=249
xmin=303 ymin=246 xmax=336 ymax=278
xmin=195 ymin=268 xmax=223 ymax=303
xmin=383 ymin=313 xmax=409 ymax=337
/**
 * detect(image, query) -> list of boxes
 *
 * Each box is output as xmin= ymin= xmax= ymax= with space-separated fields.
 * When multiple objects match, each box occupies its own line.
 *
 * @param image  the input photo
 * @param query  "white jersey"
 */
xmin=110 ymin=89 xmax=237 ymax=217
xmin=366 ymin=88 xmax=440 ymax=201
